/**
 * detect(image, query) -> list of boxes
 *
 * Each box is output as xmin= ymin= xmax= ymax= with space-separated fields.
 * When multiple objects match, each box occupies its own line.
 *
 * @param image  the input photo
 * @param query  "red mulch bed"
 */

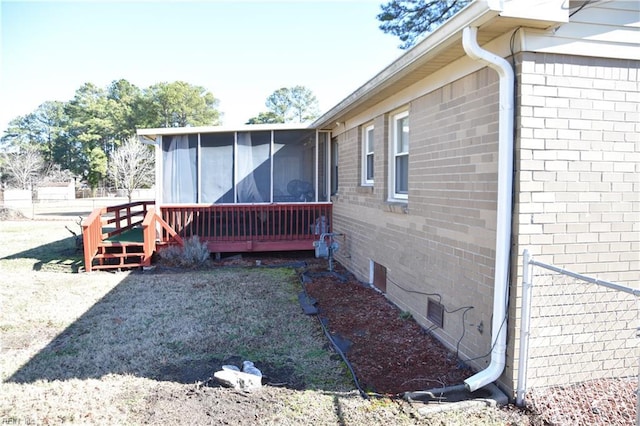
xmin=215 ymin=254 xmax=638 ymax=423
xmin=217 ymin=253 xmax=474 ymax=395
xmin=303 ymin=262 xmax=474 ymax=396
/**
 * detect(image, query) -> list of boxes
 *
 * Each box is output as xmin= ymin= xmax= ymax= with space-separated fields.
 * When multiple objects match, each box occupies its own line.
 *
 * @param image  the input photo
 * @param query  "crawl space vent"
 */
xmin=373 ymin=262 xmax=387 ymax=293
xmin=427 ymin=298 xmax=444 ymax=328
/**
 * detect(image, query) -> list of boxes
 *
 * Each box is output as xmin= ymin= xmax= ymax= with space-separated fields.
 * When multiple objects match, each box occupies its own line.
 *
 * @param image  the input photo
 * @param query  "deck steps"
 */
xmin=91 ymin=244 xmax=146 ymax=270
xmin=82 ymin=201 xmax=165 ymax=273
xmin=90 ymin=229 xmax=147 ymax=271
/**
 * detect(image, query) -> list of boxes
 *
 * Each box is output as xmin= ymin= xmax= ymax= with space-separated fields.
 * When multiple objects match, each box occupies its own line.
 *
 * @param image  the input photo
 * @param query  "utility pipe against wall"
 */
xmin=461 ymin=26 xmax=515 ymax=392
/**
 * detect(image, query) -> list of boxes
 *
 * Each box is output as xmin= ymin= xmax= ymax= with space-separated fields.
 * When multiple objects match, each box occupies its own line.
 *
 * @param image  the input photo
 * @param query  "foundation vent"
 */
xmin=373 ymin=262 xmax=387 ymax=293
xmin=427 ymin=298 xmax=444 ymax=328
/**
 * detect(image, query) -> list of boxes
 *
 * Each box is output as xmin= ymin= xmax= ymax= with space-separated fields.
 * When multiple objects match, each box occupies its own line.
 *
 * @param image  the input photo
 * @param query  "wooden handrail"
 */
xmin=81 ymin=207 xmax=107 ymax=272
xmin=82 ymin=200 xmax=330 ymax=270
xmin=102 ymin=201 xmax=155 ymax=240
xmin=82 ymin=200 xmax=157 ymax=272
xmin=141 ymin=208 xmax=157 ymax=266
xmin=155 ymin=212 xmax=185 ymax=247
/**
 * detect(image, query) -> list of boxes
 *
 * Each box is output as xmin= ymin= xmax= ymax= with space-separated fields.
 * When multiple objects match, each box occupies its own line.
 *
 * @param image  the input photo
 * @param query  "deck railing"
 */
xmin=102 ymin=201 xmax=155 ymax=239
xmin=81 ymin=208 xmax=104 ymax=271
xmin=160 ymin=203 xmax=332 ymax=252
xmin=82 ymin=201 xmax=332 ymax=270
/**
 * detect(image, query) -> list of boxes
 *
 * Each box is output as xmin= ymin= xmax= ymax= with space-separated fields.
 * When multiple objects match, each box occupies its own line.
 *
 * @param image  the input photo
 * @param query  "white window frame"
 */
xmin=389 ymin=111 xmax=409 ymax=201
xmin=362 ymin=124 xmax=374 ymax=185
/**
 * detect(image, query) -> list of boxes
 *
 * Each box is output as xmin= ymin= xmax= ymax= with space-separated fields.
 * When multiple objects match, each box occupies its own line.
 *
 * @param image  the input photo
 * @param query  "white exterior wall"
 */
xmin=521 ymin=0 xmax=639 ymax=60
xmin=36 ymin=183 xmax=75 ymax=201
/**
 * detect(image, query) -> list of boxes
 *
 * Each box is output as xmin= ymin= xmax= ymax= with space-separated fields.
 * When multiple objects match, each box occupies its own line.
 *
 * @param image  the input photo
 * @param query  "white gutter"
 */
xmin=311 ymin=0 xmax=502 ymax=130
xmin=461 ymin=26 xmax=514 ymax=392
xmin=136 ymin=122 xmax=310 ymax=137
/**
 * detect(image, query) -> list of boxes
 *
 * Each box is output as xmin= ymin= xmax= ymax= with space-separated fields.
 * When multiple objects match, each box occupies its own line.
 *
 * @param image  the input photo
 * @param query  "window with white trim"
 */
xmin=390 ymin=111 xmax=409 ymax=200
xmin=362 ymin=124 xmax=374 ymax=185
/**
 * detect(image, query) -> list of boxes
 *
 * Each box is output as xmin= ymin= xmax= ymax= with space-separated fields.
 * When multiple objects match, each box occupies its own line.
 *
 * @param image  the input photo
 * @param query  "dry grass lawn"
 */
xmin=0 ymin=219 xmax=526 ymax=425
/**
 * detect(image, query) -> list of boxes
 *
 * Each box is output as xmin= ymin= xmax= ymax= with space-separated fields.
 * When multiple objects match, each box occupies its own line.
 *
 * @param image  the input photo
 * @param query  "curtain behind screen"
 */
xmin=201 ymin=133 xmax=234 ymax=203
xmin=318 ymin=132 xmax=328 ymax=202
xmin=162 ymin=135 xmax=197 ymax=203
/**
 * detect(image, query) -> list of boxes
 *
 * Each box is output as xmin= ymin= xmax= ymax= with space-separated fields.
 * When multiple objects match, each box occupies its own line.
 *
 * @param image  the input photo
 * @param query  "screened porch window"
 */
xmin=200 ymin=132 xmax=234 ymax=203
xmin=237 ymin=131 xmax=271 ymax=203
xmin=273 ymin=130 xmax=315 ymax=202
xmin=161 ymin=129 xmax=330 ymax=204
xmin=162 ymin=134 xmax=198 ymax=203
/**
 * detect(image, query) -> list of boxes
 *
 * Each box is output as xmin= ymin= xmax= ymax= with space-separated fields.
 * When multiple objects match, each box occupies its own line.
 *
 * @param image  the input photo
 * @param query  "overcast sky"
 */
xmin=0 ymin=0 xmax=404 ymax=133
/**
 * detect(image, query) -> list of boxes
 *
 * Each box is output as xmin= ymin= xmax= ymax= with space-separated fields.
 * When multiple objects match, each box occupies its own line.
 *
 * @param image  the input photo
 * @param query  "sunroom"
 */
xmin=137 ymin=124 xmax=334 ymax=253
xmin=141 ymin=124 xmax=332 ymax=204
xmin=82 ymin=124 xmax=335 ymax=271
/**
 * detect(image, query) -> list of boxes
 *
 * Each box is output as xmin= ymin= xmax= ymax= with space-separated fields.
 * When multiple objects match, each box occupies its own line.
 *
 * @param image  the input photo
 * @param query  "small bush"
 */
xmin=159 ymin=236 xmax=210 ymax=268
xmin=399 ymin=311 xmax=413 ymax=321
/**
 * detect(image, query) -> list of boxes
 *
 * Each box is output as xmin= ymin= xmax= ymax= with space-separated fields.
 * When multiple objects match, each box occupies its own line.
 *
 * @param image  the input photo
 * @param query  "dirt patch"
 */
xmin=526 ymin=378 xmax=637 ymax=425
xmin=211 ymin=254 xmax=473 ymax=395
xmin=0 ymin=207 xmax=27 ymax=220
xmin=212 ymin=253 xmax=473 ymax=394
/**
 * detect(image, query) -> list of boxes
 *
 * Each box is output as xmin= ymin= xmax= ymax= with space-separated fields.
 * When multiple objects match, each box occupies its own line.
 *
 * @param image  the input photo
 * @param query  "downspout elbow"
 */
xmin=464 ymin=343 xmax=507 ymax=392
xmin=461 ymin=26 xmax=514 ymax=392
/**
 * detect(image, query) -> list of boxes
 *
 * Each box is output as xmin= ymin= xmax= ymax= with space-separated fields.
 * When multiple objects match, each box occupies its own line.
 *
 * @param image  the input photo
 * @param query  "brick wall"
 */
xmin=515 ymin=52 xmax=639 ymax=285
xmin=329 ymin=49 xmax=638 ymax=395
xmin=511 ymin=52 xmax=640 ymax=392
xmin=332 ymin=68 xmax=501 ymax=374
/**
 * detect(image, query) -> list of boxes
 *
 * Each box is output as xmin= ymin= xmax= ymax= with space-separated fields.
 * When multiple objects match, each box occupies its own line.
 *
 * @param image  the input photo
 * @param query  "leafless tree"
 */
xmin=42 ymin=163 xmax=75 ymax=184
xmin=1 ymin=146 xmax=44 ymax=190
xmin=108 ymin=137 xmax=155 ymax=202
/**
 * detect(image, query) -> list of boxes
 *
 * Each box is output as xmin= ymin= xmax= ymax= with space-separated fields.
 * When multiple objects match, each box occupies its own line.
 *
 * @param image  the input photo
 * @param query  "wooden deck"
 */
xmin=82 ymin=201 xmax=331 ymax=272
xmin=161 ymin=203 xmax=332 ymax=253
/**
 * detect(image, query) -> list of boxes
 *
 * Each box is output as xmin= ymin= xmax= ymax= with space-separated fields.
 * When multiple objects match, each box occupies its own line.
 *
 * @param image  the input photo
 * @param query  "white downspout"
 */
xmin=462 ymin=26 xmax=514 ymax=392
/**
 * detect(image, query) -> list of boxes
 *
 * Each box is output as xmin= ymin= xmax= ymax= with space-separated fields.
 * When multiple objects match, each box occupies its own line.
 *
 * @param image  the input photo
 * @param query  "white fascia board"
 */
xmin=526 ymin=35 xmax=640 ymax=60
xmin=311 ymin=0 xmax=503 ymax=129
xmin=342 ymin=31 xmax=515 ymax=133
xmin=500 ymin=0 xmax=568 ymax=24
xmin=523 ymin=0 xmax=640 ymax=60
xmin=136 ymin=122 xmax=311 ymax=137
xmin=522 ymin=26 xmax=640 ymax=60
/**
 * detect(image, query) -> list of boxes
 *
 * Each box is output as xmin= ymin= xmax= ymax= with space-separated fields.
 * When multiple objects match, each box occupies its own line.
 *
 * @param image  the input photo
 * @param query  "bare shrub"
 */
xmin=0 ymin=207 xmax=27 ymax=220
xmin=158 ymin=236 xmax=210 ymax=268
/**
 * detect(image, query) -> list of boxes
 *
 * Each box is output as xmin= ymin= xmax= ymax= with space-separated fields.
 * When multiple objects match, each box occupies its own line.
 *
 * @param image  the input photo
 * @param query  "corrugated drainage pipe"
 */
xmin=461 ymin=26 xmax=514 ymax=392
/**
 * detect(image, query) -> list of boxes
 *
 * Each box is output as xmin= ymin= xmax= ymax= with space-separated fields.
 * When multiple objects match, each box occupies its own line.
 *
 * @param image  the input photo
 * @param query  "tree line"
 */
xmin=0 ymin=80 xmax=319 ymax=195
xmin=1 ymin=0 xmax=460 ymax=195
xmin=0 ymin=80 xmax=221 ymax=193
